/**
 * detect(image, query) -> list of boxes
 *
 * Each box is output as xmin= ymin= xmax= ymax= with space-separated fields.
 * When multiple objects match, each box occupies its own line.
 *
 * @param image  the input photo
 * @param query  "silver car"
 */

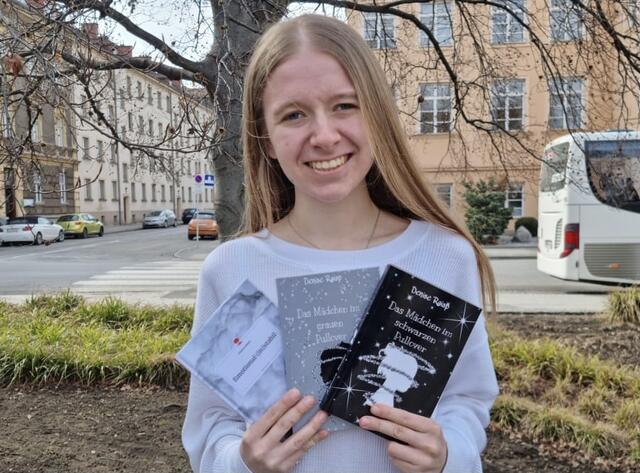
xmin=142 ymin=209 xmax=177 ymax=229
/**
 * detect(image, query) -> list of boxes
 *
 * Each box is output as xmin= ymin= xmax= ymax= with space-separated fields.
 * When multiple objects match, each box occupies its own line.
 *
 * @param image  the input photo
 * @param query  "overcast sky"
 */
xmin=98 ymin=2 xmax=345 ymax=61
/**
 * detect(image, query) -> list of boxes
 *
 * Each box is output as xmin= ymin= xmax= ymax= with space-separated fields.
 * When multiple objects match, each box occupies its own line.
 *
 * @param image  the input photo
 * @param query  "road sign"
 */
xmin=204 ymin=174 xmax=215 ymax=188
xmin=195 ymin=174 xmax=202 ymax=183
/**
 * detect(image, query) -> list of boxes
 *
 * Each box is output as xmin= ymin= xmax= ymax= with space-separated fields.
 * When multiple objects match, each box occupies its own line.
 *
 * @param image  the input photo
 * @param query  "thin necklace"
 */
xmin=287 ymin=207 xmax=381 ymax=250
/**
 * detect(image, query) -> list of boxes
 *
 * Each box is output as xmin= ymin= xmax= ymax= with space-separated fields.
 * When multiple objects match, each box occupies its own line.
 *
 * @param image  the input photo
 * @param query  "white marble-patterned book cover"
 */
xmin=276 ymin=268 xmax=380 ymax=431
xmin=176 ymin=280 xmax=286 ymax=423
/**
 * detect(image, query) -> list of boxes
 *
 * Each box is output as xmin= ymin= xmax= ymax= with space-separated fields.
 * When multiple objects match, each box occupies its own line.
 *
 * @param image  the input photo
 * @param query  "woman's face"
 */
xmin=261 ymin=48 xmax=374 ymax=206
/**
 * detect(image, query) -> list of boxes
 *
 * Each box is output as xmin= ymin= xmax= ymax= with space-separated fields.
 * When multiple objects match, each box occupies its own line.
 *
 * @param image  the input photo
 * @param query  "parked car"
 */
xmin=57 ymin=213 xmax=104 ymax=238
xmin=188 ymin=211 xmax=219 ymax=240
xmin=0 ymin=216 xmax=64 ymax=245
xmin=0 ymin=216 xmax=6 ymax=245
xmin=143 ymin=209 xmax=177 ymax=228
xmin=182 ymin=208 xmax=197 ymax=224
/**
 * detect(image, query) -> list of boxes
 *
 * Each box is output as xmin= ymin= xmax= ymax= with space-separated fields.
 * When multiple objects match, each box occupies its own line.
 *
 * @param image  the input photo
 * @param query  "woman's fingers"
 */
xmin=245 ymin=388 xmax=301 ymax=442
xmin=264 ymin=394 xmax=317 ymax=444
xmin=358 ymin=414 xmax=417 ymax=444
xmin=281 ymin=409 xmax=328 ymax=454
xmin=370 ymin=403 xmax=431 ymax=433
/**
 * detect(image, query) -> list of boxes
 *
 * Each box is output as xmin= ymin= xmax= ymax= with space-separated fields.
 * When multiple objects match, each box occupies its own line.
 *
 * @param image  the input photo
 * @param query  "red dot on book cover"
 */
xmin=233 ymin=337 xmax=241 ymax=345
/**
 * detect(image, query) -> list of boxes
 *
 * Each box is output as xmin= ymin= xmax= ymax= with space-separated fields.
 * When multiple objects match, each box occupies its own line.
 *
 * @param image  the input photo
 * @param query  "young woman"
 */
xmin=183 ymin=14 xmax=499 ymax=473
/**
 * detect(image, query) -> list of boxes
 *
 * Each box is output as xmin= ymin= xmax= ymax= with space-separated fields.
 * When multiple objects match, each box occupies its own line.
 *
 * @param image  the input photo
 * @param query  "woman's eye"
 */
xmin=336 ymin=103 xmax=357 ymax=111
xmin=284 ymin=111 xmax=303 ymax=121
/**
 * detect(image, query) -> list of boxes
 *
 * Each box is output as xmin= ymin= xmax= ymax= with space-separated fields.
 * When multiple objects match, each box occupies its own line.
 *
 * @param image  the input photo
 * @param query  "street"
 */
xmin=0 ymin=227 xmax=613 ymax=312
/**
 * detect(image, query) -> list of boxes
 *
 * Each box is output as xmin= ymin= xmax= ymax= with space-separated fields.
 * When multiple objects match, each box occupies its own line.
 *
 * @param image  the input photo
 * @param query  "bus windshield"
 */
xmin=540 ymin=143 xmax=570 ymax=192
xmin=585 ymin=140 xmax=640 ymax=213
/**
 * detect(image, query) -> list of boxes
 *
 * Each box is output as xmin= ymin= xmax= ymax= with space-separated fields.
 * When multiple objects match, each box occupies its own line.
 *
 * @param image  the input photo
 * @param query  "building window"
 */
xmin=420 ymin=1 xmax=453 ymax=47
xmin=110 ymin=143 xmax=117 ymax=163
xmin=136 ymin=80 xmax=142 ymax=99
xmin=435 ymin=184 xmax=452 ymax=208
xmin=128 ymin=112 xmax=133 ymax=131
xmin=84 ymin=178 xmax=92 ymax=201
xmin=99 ymin=180 xmax=106 ymax=201
xmin=33 ymin=171 xmax=42 ymax=204
xmin=161 ymin=184 xmax=166 ymax=202
xmin=158 ymin=122 xmax=163 ymax=138
xmin=491 ymin=79 xmax=525 ymax=131
xmin=82 ymin=137 xmax=90 ymax=159
xmin=491 ymin=0 xmax=525 ymax=44
xmin=148 ymin=119 xmax=154 ymax=137
xmin=97 ymin=140 xmax=104 ymax=160
xmin=151 ymin=183 xmax=157 ymax=202
xmin=30 ymin=116 xmax=41 ymax=143
xmin=80 ymin=94 xmax=89 ymax=118
xmin=363 ymin=12 xmax=396 ymax=49
xmin=188 ymin=186 xmax=192 ymax=202
xmin=170 ymin=185 xmax=174 ymax=201
xmin=122 ymin=163 xmax=128 ymax=183
xmin=147 ymin=85 xmax=153 ymax=104
xmin=505 ymin=183 xmax=524 ymax=217
xmin=141 ymin=183 xmax=147 ymax=202
xmin=419 ymin=83 xmax=451 ymax=134
xmin=131 ymin=182 xmax=136 ymax=202
xmin=138 ymin=115 xmax=144 ymax=134
xmin=550 ymin=0 xmax=582 ymax=42
xmin=126 ymin=76 xmax=132 ymax=98
xmin=54 ymin=118 xmax=65 ymax=147
xmin=157 ymin=91 xmax=162 ymax=109
xmin=181 ymin=186 xmax=185 ymax=200
xmin=165 ymin=95 xmax=171 ymax=112
xmin=108 ymin=105 xmax=114 ymax=123
xmin=549 ymin=78 xmax=584 ymax=129
xmin=59 ymin=170 xmax=67 ymax=204
xmin=112 ymin=181 xmax=118 ymax=201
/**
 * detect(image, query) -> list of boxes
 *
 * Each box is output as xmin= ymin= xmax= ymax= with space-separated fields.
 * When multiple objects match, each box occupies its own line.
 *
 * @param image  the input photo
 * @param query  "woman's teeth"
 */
xmin=308 ymin=155 xmax=348 ymax=171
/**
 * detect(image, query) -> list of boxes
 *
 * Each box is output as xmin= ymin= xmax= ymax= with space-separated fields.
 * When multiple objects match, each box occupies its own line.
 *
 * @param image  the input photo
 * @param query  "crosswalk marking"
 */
xmin=72 ymin=260 xmax=203 ymax=294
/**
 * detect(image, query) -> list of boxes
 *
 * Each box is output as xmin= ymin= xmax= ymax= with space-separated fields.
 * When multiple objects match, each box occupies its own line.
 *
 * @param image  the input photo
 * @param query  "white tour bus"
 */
xmin=537 ymin=131 xmax=640 ymax=284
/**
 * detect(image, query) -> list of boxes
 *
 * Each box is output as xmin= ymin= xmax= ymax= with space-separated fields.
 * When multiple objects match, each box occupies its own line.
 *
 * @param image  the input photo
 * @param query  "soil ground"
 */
xmin=2 ymin=313 xmax=638 ymax=473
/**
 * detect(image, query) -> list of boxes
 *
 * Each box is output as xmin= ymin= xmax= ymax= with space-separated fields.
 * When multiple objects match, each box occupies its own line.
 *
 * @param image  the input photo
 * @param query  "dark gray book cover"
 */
xmin=320 ymin=265 xmax=482 ymax=439
xmin=276 ymin=268 xmax=380 ymax=431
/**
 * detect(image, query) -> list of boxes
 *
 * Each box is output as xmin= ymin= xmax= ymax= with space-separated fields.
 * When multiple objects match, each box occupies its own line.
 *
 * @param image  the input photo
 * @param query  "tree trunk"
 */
xmin=208 ymin=0 xmax=288 ymax=239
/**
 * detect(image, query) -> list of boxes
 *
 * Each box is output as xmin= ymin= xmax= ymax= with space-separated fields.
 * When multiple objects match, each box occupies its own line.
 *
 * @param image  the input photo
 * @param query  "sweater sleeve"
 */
xmin=181 ymin=254 xmax=254 ymax=473
xmin=436 ymin=313 xmax=498 ymax=473
xmin=433 ymin=242 xmax=499 ymax=473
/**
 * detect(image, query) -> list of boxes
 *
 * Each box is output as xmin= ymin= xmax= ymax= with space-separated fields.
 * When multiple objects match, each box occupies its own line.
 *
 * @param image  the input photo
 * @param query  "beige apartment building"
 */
xmin=348 ymin=1 xmax=639 ymax=225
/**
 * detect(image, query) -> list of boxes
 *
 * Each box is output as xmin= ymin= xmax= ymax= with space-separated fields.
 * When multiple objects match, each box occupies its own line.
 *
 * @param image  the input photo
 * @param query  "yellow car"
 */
xmin=57 ymin=213 xmax=104 ymax=238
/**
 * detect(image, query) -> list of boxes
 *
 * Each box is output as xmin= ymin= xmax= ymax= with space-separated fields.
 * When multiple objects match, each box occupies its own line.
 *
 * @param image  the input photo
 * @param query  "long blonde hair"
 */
xmin=241 ymin=14 xmax=497 ymax=315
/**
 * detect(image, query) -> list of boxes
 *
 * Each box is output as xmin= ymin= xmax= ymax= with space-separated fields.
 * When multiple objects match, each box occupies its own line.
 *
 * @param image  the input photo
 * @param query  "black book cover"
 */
xmin=320 ymin=265 xmax=482 ymax=434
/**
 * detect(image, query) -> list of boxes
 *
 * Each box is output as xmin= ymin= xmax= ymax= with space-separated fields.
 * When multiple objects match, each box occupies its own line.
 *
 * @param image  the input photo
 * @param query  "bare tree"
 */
xmin=2 ymin=0 xmax=640 ymax=237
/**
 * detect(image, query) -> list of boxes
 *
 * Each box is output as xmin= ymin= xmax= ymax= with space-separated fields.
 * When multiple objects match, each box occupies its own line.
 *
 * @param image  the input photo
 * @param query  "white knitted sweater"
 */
xmin=182 ymin=220 xmax=499 ymax=473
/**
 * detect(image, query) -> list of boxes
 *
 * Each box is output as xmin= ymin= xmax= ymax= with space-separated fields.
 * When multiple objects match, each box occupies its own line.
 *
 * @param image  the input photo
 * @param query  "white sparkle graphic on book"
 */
xmin=334 ymin=372 xmax=367 ymax=410
xmin=442 ymin=302 xmax=476 ymax=343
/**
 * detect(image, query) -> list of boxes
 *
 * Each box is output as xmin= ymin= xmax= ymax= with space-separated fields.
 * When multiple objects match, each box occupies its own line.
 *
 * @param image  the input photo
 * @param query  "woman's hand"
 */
xmin=359 ymin=404 xmax=447 ymax=473
xmin=240 ymin=388 xmax=329 ymax=473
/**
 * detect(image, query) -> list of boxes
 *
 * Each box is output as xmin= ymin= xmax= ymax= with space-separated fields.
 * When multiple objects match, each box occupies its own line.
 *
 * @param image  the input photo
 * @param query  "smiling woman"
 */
xmin=183 ymin=13 xmax=499 ymax=473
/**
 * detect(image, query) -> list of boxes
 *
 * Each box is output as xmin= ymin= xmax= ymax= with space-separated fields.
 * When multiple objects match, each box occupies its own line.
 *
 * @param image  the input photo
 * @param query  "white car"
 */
xmin=0 ymin=216 xmax=65 ymax=245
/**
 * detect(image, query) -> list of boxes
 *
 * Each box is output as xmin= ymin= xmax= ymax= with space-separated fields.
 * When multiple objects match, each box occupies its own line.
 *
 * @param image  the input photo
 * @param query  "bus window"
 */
xmin=540 ymin=143 xmax=570 ymax=192
xmin=585 ymin=140 xmax=640 ymax=213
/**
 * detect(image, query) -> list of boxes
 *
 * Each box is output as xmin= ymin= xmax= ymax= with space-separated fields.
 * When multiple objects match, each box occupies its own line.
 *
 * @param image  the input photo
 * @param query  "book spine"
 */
xmin=319 ymin=265 xmax=394 ymax=412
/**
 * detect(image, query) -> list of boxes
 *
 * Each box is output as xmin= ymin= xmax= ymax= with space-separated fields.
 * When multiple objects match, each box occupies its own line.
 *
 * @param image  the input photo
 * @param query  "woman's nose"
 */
xmin=309 ymin=115 xmax=340 ymax=149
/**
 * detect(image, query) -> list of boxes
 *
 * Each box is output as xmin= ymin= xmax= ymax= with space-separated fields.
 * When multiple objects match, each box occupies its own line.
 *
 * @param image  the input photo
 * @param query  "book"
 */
xmin=176 ymin=280 xmax=287 ymax=423
xmin=276 ymin=268 xmax=380 ymax=431
xmin=320 ymin=265 xmax=482 ymax=436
